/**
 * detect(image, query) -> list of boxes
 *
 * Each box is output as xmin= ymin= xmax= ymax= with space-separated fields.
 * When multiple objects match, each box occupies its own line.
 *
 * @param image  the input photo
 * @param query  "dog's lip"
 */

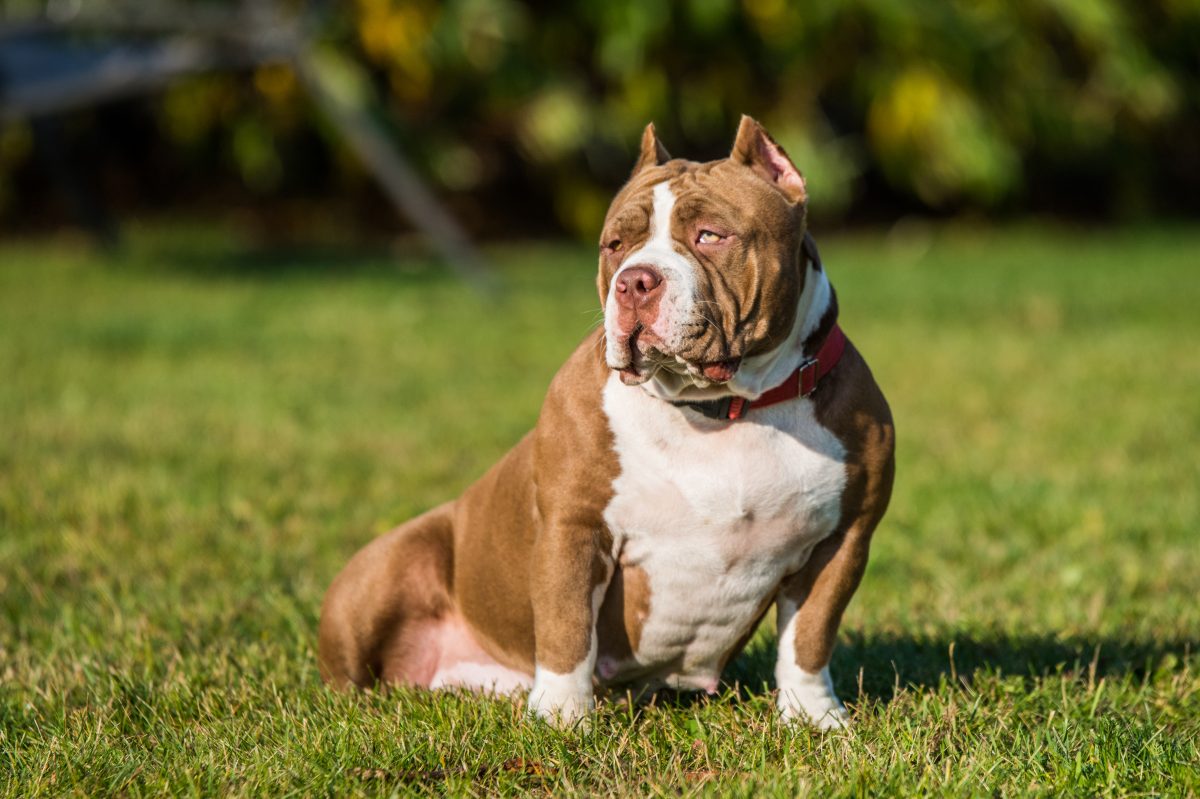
xmin=697 ymin=358 xmax=741 ymax=383
xmin=617 ymin=327 xmax=651 ymax=384
xmin=612 ymin=330 xmax=742 ymax=386
xmin=618 ymin=366 xmax=648 ymax=384
xmin=664 ymin=353 xmax=742 ymax=384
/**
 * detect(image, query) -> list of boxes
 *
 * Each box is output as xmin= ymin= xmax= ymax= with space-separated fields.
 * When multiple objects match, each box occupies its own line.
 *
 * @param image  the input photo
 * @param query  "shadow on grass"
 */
xmin=723 ymin=630 xmax=1197 ymax=704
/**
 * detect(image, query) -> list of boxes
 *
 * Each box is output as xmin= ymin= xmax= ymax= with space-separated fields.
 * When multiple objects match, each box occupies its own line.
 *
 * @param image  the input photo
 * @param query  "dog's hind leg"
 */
xmin=318 ymin=501 xmax=456 ymax=688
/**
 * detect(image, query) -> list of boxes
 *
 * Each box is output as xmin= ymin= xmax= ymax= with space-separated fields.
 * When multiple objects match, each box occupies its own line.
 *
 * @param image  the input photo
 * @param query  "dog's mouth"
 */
xmin=615 ymin=326 xmax=741 ymax=388
xmin=617 ymin=326 xmax=647 ymax=383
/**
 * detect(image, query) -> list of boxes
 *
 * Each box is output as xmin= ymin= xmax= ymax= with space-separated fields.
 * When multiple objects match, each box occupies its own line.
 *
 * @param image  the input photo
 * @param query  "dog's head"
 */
xmin=599 ymin=116 xmax=815 ymax=392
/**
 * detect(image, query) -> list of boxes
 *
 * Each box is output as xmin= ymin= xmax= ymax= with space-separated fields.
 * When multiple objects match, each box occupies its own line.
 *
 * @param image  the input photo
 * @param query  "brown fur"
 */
xmin=318 ymin=501 xmax=456 ymax=687
xmin=318 ymin=333 xmax=620 ymax=686
xmin=782 ymin=340 xmax=895 ymax=673
xmin=595 ymin=562 xmax=653 ymax=666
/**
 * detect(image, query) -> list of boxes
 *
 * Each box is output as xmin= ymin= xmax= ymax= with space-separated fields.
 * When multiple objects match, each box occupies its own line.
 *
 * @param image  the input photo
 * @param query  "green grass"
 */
xmin=2 ymin=223 xmax=1198 ymax=796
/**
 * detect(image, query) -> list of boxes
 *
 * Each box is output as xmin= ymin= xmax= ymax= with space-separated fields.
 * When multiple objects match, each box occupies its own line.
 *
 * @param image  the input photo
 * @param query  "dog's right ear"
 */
xmin=632 ymin=123 xmax=672 ymax=175
xmin=730 ymin=115 xmax=806 ymax=204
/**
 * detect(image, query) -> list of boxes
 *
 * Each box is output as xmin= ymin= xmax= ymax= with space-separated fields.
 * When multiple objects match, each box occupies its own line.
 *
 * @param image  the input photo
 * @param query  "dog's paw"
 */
xmin=777 ymin=665 xmax=850 ymax=731
xmin=527 ymin=667 xmax=594 ymax=728
xmin=778 ymin=695 xmax=850 ymax=730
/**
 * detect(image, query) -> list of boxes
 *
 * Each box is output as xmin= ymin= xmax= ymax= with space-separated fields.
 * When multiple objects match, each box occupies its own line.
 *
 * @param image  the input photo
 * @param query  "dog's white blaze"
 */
xmin=774 ymin=594 xmax=849 ymax=729
xmin=600 ymin=371 xmax=848 ymax=697
xmin=604 ymin=181 xmax=697 ymax=366
xmin=527 ymin=571 xmax=611 ymax=725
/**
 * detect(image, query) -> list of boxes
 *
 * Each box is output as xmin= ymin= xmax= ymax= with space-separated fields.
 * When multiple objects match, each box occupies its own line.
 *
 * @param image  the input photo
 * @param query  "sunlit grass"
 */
xmin=2 ymin=224 xmax=1198 ymax=796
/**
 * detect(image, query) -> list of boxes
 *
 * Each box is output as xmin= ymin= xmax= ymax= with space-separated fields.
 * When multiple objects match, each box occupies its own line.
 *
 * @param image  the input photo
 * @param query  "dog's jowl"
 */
xmin=318 ymin=116 xmax=895 ymax=729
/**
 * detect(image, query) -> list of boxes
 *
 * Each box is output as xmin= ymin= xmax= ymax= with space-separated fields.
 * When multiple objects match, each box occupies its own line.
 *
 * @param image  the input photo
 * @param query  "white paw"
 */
xmin=527 ymin=666 xmax=594 ymax=728
xmin=778 ymin=692 xmax=850 ymax=730
xmin=776 ymin=664 xmax=850 ymax=731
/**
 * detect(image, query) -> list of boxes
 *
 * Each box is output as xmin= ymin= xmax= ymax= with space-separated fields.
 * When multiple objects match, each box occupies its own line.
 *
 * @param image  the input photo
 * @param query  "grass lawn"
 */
xmin=2 ymin=223 xmax=1198 ymax=796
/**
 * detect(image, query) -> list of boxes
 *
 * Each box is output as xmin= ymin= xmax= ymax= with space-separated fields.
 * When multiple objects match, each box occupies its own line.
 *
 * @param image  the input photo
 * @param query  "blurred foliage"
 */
xmin=1 ymin=0 xmax=1199 ymax=235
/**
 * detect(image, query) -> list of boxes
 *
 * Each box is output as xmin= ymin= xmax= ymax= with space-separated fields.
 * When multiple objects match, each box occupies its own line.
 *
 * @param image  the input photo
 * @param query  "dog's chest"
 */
xmin=599 ymin=376 xmax=847 ymax=689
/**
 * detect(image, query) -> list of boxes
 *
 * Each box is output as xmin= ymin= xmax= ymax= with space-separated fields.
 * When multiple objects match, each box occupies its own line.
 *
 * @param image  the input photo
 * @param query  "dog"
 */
xmin=318 ymin=116 xmax=894 ymax=729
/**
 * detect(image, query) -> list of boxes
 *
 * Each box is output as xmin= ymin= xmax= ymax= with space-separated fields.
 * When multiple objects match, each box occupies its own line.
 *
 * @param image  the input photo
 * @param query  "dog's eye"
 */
xmin=697 ymin=230 xmax=724 ymax=245
xmin=603 ymin=239 xmax=622 ymax=253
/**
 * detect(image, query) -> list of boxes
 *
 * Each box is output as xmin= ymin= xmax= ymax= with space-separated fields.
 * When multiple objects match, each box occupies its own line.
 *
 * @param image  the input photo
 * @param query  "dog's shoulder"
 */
xmin=814 ymin=339 xmax=895 ymax=521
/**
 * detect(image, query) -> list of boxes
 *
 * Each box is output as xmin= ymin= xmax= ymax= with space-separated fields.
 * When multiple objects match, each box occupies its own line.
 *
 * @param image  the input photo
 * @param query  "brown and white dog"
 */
xmin=318 ymin=116 xmax=895 ymax=729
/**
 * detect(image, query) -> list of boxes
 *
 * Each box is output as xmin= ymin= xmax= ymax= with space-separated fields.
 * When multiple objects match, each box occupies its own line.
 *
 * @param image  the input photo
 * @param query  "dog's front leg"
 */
xmin=526 ymin=522 xmax=613 ymax=727
xmin=773 ymin=527 xmax=871 ymax=730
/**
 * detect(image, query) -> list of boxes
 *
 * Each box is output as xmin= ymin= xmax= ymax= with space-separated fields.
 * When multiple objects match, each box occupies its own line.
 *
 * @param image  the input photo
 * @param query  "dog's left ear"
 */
xmin=730 ymin=115 xmax=806 ymax=204
xmin=632 ymin=122 xmax=672 ymax=175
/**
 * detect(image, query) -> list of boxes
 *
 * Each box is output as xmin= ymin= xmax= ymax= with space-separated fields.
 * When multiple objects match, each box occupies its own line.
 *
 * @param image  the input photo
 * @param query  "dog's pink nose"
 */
xmin=615 ymin=266 xmax=664 ymax=309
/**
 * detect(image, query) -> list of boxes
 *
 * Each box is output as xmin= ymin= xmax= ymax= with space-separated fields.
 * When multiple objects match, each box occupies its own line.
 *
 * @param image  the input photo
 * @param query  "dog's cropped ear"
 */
xmin=730 ymin=115 xmax=806 ymax=204
xmin=632 ymin=122 xmax=672 ymax=175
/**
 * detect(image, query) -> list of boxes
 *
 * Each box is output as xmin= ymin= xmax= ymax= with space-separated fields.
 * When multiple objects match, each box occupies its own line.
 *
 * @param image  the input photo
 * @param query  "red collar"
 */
xmin=672 ymin=324 xmax=847 ymax=421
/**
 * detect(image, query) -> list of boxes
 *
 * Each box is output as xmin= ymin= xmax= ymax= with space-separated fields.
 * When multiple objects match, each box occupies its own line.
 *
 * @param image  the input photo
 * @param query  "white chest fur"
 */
xmin=599 ymin=373 xmax=848 ymax=690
